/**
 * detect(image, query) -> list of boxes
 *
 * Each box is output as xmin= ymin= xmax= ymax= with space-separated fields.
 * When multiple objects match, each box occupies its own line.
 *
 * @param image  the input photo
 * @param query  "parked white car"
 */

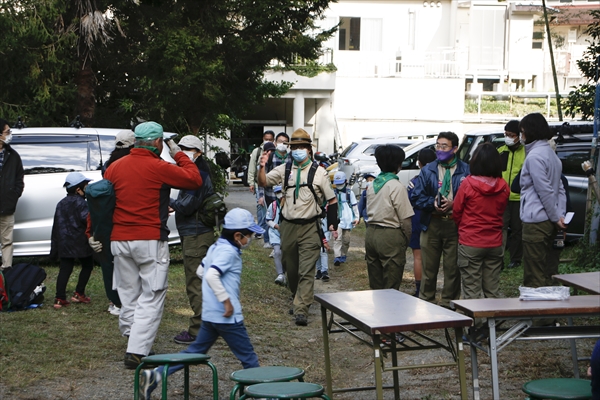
xmin=350 ymin=139 xmax=437 ymax=196
xmin=7 ymin=126 xmax=180 ymax=256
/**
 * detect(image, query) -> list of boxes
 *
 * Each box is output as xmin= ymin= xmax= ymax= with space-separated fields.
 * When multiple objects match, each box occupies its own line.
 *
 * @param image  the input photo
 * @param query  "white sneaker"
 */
xmin=139 ymin=368 xmax=161 ymax=400
xmin=269 ymin=250 xmax=274 ymax=258
xmin=108 ymin=303 xmax=121 ymax=316
xmin=274 ymin=274 xmax=286 ymax=286
xmin=263 ymin=242 xmax=273 ymax=249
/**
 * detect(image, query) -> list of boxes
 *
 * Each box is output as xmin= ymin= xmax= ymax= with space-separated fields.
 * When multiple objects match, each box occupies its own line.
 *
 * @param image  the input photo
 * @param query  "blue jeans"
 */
xmin=256 ymin=193 xmax=269 ymax=243
xmin=158 ymin=320 xmax=259 ymax=376
xmin=315 ymin=248 xmax=328 ymax=273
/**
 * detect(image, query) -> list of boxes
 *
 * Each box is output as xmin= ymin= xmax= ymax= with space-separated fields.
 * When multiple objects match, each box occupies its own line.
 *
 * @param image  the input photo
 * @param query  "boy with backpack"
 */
xmin=50 ymin=172 xmax=94 ymax=309
xmin=139 ymin=208 xmax=263 ymax=399
xmin=332 ymin=171 xmax=359 ymax=266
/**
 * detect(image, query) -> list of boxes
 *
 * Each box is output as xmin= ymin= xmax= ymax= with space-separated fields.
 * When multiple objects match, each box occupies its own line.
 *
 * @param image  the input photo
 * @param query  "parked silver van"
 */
xmin=6 ymin=126 xmax=180 ymax=256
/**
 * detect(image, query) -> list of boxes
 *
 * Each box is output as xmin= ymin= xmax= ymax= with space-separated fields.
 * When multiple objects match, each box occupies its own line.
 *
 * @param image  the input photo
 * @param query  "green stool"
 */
xmin=522 ymin=378 xmax=592 ymax=400
xmin=229 ymin=366 xmax=305 ymax=399
xmin=133 ymin=353 xmax=218 ymax=400
xmin=240 ymin=382 xmax=331 ymax=399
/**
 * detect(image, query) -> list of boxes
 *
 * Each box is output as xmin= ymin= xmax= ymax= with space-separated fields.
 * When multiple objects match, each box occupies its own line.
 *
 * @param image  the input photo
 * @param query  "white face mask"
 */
xmin=276 ymin=192 xmax=283 ymax=199
xmin=1 ymin=133 xmax=12 ymax=145
xmin=183 ymin=150 xmax=195 ymax=160
xmin=276 ymin=143 xmax=288 ymax=153
xmin=365 ymin=182 xmax=372 ymax=188
xmin=505 ymin=136 xmax=517 ymax=146
xmin=519 ymin=134 xmax=526 ymax=145
xmin=237 ymin=235 xmax=252 ymax=249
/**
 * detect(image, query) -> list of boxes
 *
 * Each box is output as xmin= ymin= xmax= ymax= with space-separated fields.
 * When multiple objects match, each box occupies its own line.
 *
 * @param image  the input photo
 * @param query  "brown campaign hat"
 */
xmin=286 ymin=128 xmax=315 ymax=147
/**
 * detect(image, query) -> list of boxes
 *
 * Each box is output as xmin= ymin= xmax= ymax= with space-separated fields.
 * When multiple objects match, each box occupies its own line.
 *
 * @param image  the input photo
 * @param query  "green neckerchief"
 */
xmin=293 ymin=158 xmax=312 ymax=200
xmin=439 ymin=156 xmax=458 ymax=198
xmin=136 ymin=145 xmax=161 ymax=156
xmin=373 ymin=172 xmax=399 ymax=194
xmin=275 ymin=151 xmax=287 ymax=161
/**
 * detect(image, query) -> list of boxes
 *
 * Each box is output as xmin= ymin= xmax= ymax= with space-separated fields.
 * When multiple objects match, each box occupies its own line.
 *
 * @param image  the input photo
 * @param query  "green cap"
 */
xmin=134 ymin=122 xmax=163 ymax=140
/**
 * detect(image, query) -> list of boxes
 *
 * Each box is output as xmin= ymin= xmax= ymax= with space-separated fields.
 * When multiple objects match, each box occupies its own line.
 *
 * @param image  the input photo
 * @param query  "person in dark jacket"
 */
xmin=51 ymin=172 xmax=94 ymax=309
xmin=411 ymin=131 xmax=470 ymax=308
xmin=169 ymin=135 xmax=216 ymax=345
xmin=0 ymin=118 xmax=24 ymax=270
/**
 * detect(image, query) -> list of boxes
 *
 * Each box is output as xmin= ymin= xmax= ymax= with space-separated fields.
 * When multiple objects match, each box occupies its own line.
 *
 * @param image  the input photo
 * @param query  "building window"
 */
xmin=339 ymin=17 xmax=382 ymax=51
xmin=532 ymin=31 xmax=544 ymax=49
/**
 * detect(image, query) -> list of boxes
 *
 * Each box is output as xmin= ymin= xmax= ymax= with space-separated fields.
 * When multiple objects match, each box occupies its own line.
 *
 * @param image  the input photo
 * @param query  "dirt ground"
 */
xmin=3 ymin=234 xmax=595 ymax=400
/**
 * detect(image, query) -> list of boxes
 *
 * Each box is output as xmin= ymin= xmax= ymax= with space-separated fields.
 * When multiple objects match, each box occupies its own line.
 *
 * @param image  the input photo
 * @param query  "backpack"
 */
xmin=283 ymin=160 xmax=325 ymax=217
xmin=198 ymin=192 xmax=228 ymax=228
xmin=215 ymin=152 xmax=231 ymax=170
xmin=0 ymin=271 xmax=9 ymax=311
xmin=85 ymin=179 xmax=115 ymax=243
xmin=3 ymin=263 xmax=47 ymax=311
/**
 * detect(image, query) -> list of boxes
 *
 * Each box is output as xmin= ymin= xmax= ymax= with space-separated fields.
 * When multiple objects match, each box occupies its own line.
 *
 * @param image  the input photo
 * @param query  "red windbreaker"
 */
xmin=104 ymin=149 xmax=203 ymax=241
xmin=453 ymin=175 xmax=509 ymax=248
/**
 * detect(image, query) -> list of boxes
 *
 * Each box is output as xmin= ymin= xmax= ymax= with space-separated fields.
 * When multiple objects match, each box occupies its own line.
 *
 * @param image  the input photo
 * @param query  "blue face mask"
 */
xmin=291 ymin=149 xmax=308 ymax=162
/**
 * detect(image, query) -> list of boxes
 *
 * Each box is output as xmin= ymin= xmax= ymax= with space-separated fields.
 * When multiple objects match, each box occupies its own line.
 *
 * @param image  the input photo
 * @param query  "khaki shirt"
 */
xmin=366 ymin=180 xmax=414 ymax=228
xmin=265 ymin=162 xmax=335 ymax=220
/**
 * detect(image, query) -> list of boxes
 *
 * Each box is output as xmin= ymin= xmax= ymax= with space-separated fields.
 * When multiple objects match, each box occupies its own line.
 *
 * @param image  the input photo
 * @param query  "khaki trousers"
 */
xmin=0 ymin=214 xmax=15 ymax=268
xmin=365 ymin=225 xmax=407 ymax=290
xmin=333 ymin=227 xmax=351 ymax=258
xmin=181 ymin=232 xmax=216 ymax=336
xmin=523 ymin=220 xmax=557 ymax=288
xmin=280 ymin=219 xmax=321 ymax=317
xmin=419 ymin=217 xmax=460 ymax=308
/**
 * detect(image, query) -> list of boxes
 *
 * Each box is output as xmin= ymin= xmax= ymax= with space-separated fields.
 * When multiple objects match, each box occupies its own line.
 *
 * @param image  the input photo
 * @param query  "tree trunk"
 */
xmin=74 ymin=62 xmax=96 ymax=127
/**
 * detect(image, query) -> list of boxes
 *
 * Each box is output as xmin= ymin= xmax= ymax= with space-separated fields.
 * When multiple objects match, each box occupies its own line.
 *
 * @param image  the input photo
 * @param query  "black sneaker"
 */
xmin=321 ymin=272 xmax=330 ymax=282
xmin=124 ymin=352 xmax=145 ymax=369
xmin=254 ymin=233 xmax=263 ymax=239
xmin=315 ymin=270 xmax=322 ymax=280
xmin=295 ymin=314 xmax=308 ymax=326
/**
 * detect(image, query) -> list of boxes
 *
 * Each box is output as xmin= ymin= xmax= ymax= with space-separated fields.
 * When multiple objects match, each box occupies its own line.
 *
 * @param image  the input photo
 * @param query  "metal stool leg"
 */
xmin=207 ymin=361 xmax=219 ymax=400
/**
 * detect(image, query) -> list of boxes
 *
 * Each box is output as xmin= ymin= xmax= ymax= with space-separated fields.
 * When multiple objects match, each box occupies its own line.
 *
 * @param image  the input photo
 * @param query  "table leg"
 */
xmin=454 ymin=327 xmax=468 ymax=400
xmin=488 ymin=318 xmax=500 ymax=400
xmin=373 ymin=335 xmax=384 ymax=400
xmin=184 ymin=365 xmax=189 ymax=400
xmin=321 ymin=305 xmax=333 ymax=399
xmin=567 ymin=316 xmax=580 ymax=379
xmin=470 ymin=335 xmax=481 ymax=400
xmin=391 ymin=336 xmax=399 ymax=400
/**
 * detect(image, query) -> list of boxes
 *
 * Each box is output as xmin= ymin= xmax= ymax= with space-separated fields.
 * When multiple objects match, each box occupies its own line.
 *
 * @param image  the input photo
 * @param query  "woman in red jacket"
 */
xmin=454 ymin=143 xmax=509 ymax=315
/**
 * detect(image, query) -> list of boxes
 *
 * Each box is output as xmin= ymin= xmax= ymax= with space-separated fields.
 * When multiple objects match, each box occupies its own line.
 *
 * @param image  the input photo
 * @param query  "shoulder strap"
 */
xmin=283 ymin=159 xmax=293 ymax=191
xmin=306 ymin=161 xmax=321 ymax=206
xmin=266 ymin=151 xmax=275 ymax=171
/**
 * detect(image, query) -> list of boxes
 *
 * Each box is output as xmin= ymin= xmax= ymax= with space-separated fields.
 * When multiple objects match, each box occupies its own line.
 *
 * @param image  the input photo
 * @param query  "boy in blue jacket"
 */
xmin=139 ymin=208 xmax=263 ymax=399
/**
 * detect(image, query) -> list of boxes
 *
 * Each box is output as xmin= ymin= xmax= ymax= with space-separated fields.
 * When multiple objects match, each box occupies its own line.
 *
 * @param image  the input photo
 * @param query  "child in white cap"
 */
xmin=332 ymin=171 xmax=359 ymax=266
xmin=51 ymin=172 xmax=93 ymax=309
xmin=139 ymin=208 xmax=263 ymax=399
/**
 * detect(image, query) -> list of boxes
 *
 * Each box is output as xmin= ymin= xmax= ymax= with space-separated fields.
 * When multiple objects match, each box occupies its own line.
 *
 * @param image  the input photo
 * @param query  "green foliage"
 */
xmin=271 ymin=61 xmax=338 ymax=78
xmin=565 ymin=9 xmax=600 ymax=120
xmin=465 ymin=97 xmax=560 ymax=117
xmin=0 ymin=0 xmax=78 ymax=125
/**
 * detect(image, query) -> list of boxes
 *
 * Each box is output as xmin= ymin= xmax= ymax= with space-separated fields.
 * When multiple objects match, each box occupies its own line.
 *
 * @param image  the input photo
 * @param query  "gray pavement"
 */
xmin=225 ymin=182 xmax=258 ymax=218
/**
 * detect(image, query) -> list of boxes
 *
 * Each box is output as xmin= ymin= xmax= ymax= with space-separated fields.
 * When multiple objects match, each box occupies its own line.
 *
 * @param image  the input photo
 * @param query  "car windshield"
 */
xmin=340 ymin=142 xmax=358 ymax=157
xmin=363 ymin=142 xmax=410 ymax=156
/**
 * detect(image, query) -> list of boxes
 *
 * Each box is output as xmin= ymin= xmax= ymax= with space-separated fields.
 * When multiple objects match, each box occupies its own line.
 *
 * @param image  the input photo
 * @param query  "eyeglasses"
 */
xmin=435 ymin=143 xmax=452 ymax=150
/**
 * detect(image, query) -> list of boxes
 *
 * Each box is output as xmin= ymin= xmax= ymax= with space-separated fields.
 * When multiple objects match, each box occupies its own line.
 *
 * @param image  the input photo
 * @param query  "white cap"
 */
xmin=178 ymin=135 xmax=203 ymax=151
xmin=115 ymin=130 xmax=135 ymax=149
xmin=64 ymin=172 xmax=92 ymax=189
xmin=223 ymin=208 xmax=265 ymax=234
xmin=333 ymin=171 xmax=347 ymax=185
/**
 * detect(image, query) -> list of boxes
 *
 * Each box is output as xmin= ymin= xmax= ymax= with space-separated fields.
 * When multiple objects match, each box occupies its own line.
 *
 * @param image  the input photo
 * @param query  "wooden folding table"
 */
xmin=315 ymin=289 xmax=472 ymax=399
xmin=553 ymin=271 xmax=600 ymax=294
xmin=452 ymin=295 xmax=600 ymax=400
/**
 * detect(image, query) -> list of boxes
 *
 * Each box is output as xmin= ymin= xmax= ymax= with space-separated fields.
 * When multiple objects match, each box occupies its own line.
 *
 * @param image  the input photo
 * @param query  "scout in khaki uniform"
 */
xmin=365 ymin=145 xmax=414 ymax=290
xmin=257 ymin=129 xmax=338 ymax=326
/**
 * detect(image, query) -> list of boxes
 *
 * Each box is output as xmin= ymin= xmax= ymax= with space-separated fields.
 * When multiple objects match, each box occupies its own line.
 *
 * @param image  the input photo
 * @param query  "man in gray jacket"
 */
xmin=518 ymin=113 xmax=567 ymax=288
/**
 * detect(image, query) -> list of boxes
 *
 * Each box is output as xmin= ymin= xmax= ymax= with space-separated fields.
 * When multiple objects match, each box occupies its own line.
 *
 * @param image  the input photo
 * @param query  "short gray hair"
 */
xmin=135 ymin=138 xmax=161 ymax=147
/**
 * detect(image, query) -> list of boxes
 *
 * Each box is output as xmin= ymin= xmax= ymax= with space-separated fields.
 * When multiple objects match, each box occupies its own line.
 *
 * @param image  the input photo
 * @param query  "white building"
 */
xmin=248 ymin=0 xmax=598 ymax=153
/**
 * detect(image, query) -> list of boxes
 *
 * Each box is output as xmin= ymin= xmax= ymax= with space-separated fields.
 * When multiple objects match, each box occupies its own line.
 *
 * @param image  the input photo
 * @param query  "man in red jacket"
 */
xmin=104 ymin=121 xmax=203 ymax=369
